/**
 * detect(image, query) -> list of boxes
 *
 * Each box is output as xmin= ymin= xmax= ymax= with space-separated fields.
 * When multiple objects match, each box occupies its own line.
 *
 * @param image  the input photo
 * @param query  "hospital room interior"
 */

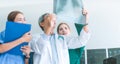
xmin=0 ymin=0 xmax=120 ymax=64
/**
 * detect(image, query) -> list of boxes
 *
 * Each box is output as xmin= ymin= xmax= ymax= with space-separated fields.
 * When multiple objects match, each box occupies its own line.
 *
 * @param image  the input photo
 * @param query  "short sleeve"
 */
xmin=0 ymin=31 xmax=5 ymax=44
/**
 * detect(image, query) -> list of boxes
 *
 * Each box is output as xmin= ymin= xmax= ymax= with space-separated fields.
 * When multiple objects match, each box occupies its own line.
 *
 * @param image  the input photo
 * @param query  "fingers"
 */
xmin=21 ymin=46 xmax=29 ymax=51
xmin=21 ymin=46 xmax=31 ymax=55
xmin=82 ymin=9 xmax=88 ymax=15
xmin=25 ymin=32 xmax=31 ymax=35
xmin=82 ymin=9 xmax=89 ymax=23
xmin=21 ymin=46 xmax=29 ymax=49
xmin=22 ymin=32 xmax=32 ymax=42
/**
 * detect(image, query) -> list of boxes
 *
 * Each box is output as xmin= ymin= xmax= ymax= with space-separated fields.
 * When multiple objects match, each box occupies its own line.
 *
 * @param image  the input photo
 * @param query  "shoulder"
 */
xmin=32 ymin=34 xmax=41 ymax=39
xmin=32 ymin=33 xmax=42 ymax=41
xmin=54 ymin=34 xmax=66 ymax=41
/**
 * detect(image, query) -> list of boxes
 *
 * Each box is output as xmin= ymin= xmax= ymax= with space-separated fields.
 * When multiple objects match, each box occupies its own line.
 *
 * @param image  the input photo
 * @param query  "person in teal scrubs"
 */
xmin=57 ymin=10 xmax=89 ymax=64
xmin=0 ymin=10 xmax=31 ymax=64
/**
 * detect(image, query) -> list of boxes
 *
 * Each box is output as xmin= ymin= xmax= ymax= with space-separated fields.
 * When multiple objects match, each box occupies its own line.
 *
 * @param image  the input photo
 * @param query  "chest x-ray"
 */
xmin=54 ymin=0 xmax=86 ymax=24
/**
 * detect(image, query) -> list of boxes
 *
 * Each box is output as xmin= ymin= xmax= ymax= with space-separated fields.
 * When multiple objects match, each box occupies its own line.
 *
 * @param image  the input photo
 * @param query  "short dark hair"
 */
xmin=7 ymin=11 xmax=23 ymax=22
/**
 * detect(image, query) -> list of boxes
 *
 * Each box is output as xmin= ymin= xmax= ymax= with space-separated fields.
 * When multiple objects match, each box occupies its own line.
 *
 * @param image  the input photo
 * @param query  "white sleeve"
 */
xmin=67 ymin=28 xmax=91 ymax=49
xmin=29 ymin=36 xmax=35 ymax=52
xmin=29 ymin=34 xmax=40 ymax=52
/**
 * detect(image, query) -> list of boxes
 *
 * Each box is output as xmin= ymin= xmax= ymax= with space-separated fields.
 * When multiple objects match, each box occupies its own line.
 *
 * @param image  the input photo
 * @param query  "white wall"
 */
xmin=0 ymin=0 xmax=53 ymax=34
xmin=0 ymin=0 xmax=120 ymax=49
xmin=86 ymin=0 xmax=120 ymax=49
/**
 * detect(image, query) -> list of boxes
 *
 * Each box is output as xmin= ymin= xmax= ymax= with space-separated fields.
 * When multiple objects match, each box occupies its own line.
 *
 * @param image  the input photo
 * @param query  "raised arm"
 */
xmin=67 ymin=8 xmax=90 ymax=48
xmin=67 ymin=27 xmax=90 ymax=49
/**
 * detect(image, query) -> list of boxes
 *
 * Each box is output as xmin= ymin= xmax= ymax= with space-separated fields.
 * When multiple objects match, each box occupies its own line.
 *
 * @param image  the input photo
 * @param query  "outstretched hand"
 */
xmin=82 ymin=9 xmax=88 ymax=15
xmin=82 ymin=9 xmax=88 ymax=23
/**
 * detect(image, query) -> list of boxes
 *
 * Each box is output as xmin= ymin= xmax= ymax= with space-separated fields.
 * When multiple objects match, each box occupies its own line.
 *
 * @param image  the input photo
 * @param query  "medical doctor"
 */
xmin=29 ymin=13 xmax=90 ymax=64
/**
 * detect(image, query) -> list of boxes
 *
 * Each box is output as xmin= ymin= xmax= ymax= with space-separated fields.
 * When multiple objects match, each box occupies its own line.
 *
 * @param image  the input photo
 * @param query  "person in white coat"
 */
xmin=57 ymin=9 xmax=89 ymax=64
xmin=29 ymin=13 xmax=90 ymax=64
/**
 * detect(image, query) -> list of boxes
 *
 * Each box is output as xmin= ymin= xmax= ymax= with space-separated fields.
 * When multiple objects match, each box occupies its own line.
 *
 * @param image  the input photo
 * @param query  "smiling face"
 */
xmin=57 ymin=23 xmax=71 ymax=35
xmin=14 ymin=13 xmax=26 ymax=23
xmin=7 ymin=11 xmax=26 ymax=24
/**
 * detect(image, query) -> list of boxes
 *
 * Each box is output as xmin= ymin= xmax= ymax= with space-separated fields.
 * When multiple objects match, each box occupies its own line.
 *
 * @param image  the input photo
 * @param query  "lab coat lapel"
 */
xmin=48 ymin=41 xmax=52 ymax=63
xmin=55 ymin=34 xmax=63 ymax=64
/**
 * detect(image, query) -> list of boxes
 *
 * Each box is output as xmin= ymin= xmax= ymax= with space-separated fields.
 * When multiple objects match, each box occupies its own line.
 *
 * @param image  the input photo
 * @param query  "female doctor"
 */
xmin=29 ymin=13 xmax=90 ymax=64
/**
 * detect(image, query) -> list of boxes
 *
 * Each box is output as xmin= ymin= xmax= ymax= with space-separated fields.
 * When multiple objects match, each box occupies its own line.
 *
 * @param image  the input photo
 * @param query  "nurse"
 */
xmin=0 ymin=10 xmax=32 ymax=64
xmin=29 ymin=13 xmax=90 ymax=64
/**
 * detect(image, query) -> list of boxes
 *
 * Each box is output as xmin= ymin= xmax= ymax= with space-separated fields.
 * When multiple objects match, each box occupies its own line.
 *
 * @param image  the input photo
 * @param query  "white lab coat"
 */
xmin=29 ymin=29 xmax=90 ymax=64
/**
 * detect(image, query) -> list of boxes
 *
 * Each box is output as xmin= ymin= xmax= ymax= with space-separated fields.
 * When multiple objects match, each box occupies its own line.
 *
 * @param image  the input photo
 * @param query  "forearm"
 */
xmin=78 ymin=29 xmax=90 ymax=46
xmin=68 ymin=29 xmax=90 ymax=49
xmin=0 ymin=38 xmax=24 ymax=53
xmin=24 ymin=54 xmax=30 ymax=64
xmin=25 ymin=58 xmax=29 ymax=64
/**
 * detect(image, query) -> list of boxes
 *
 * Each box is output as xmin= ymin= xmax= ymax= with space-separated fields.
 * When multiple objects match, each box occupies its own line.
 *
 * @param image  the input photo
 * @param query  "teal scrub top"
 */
xmin=69 ymin=46 xmax=85 ymax=64
xmin=0 ymin=31 xmax=24 ymax=64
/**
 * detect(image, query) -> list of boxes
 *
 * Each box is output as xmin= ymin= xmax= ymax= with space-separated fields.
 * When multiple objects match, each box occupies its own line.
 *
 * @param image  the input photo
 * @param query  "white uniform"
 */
xmin=29 ymin=29 xmax=90 ymax=64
